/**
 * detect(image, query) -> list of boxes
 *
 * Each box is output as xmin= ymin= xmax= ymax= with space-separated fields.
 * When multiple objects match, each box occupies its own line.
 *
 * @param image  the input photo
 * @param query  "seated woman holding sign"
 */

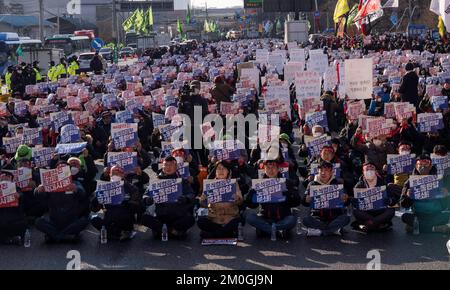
xmin=91 ymin=165 xmax=142 ymax=241
xmin=197 ymin=161 xmax=243 ymax=239
xmin=35 ymin=161 xmax=89 ymax=243
xmin=141 ymin=156 xmax=195 ymax=239
xmin=302 ymin=161 xmax=350 ymax=237
xmin=351 ymin=162 xmax=396 ymax=233
xmin=245 ymin=159 xmax=301 ymax=239
xmin=400 ymin=154 xmax=450 ymax=234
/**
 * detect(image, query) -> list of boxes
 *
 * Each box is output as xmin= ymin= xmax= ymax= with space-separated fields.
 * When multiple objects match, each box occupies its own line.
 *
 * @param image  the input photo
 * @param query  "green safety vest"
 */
xmin=33 ymin=68 xmax=42 ymax=82
xmin=5 ymin=72 xmax=11 ymax=90
xmin=68 ymin=61 xmax=79 ymax=76
xmin=47 ymin=66 xmax=57 ymax=82
xmin=56 ymin=63 xmax=67 ymax=79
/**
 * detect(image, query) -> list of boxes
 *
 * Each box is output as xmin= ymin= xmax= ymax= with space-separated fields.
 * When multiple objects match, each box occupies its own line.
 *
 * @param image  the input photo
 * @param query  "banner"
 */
xmin=431 ymin=153 xmax=450 ymax=176
xmin=387 ymin=154 xmax=415 ymax=175
xmin=310 ymin=184 xmax=345 ymax=209
xmin=95 ymin=180 xmax=124 ymax=205
xmin=107 ymin=151 xmax=138 ymax=174
xmin=146 ymin=178 xmax=183 ymax=204
xmin=55 ymin=142 xmax=87 ymax=155
xmin=252 ymin=178 xmax=287 ymax=203
xmin=417 ymin=113 xmax=444 ymax=132
xmin=354 ymin=186 xmax=387 ymax=211
xmin=0 ymin=181 xmax=18 ymax=208
xmin=345 ymin=58 xmax=373 ymax=99
xmin=111 ymin=123 xmax=138 ymax=149
xmin=59 ymin=124 xmax=81 ymax=144
xmin=32 ymin=147 xmax=54 ymax=168
xmin=295 ymin=71 xmax=321 ymax=100
xmin=203 ymin=179 xmax=237 ymax=203
xmin=409 ymin=175 xmax=444 ymax=200
xmin=39 ymin=166 xmax=72 ymax=193
xmin=305 ymin=135 xmax=332 ymax=157
xmin=21 ymin=128 xmax=42 ymax=146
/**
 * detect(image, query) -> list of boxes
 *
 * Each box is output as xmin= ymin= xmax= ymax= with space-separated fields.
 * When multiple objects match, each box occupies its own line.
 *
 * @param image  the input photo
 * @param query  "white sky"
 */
xmin=175 ymin=0 xmax=243 ymax=9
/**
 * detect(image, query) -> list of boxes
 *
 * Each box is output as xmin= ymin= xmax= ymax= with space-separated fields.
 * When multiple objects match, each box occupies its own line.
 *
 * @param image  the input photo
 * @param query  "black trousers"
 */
xmin=353 ymin=208 xmax=395 ymax=230
xmin=141 ymin=214 xmax=195 ymax=234
xmin=0 ymin=219 xmax=27 ymax=240
xmin=197 ymin=216 xmax=241 ymax=238
xmin=91 ymin=211 xmax=135 ymax=236
xmin=35 ymin=216 xmax=89 ymax=241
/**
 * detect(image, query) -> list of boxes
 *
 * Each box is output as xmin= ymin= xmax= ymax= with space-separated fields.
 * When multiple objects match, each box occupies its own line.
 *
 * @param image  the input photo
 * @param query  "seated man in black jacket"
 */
xmin=302 ymin=161 xmax=350 ymax=236
xmin=141 ymin=156 xmax=195 ymax=239
xmin=34 ymin=162 xmax=89 ymax=243
xmin=245 ymin=160 xmax=301 ymax=239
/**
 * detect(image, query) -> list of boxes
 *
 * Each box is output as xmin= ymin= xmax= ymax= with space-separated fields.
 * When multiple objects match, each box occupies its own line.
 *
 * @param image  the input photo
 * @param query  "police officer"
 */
xmin=56 ymin=58 xmax=67 ymax=79
xmin=32 ymin=61 xmax=42 ymax=83
xmin=47 ymin=61 xmax=57 ymax=82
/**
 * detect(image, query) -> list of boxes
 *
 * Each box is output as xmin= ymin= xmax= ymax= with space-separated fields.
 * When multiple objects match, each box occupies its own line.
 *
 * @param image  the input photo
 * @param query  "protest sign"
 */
xmin=323 ymin=66 xmax=338 ymax=92
xmin=307 ymin=52 xmax=328 ymax=75
xmin=409 ymin=175 xmax=444 ymax=200
xmin=115 ymin=110 xmax=134 ymax=124
xmin=152 ymin=112 xmax=166 ymax=127
xmin=32 ymin=147 xmax=54 ymax=168
xmin=295 ymin=71 xmax=321 ymax=100
xmin=50 ymin=111 xmax=74 ymax=131
xmin=203 ymin=179 xmax=237 ymax=204
xmin=431 ymin=154 xmax=450 ymax=176
xmin=95 ymin=180 xmax=124 ymax=205
xmin=347 ymin=100 xmax=366 ymax=121
xmin=310 ymin=184 xmax=345 ymax=209
xmin=305 ymin=135 xmax=331 ymax=157
xmin=384 ymin=102 xmax=396 ymax=119
xmin=290 ymin=48 xmax=306 ymax=62
xmin=158 ymin=123 xmax=183 ymax=142
xmin=55 ymin=142 xmax=87 ymax=155
xmin=284 ymin=62 xmax=305 ymax=84
xmin=146 ymin=178 xmax=183 ymax=204
xmin=70 ymin=111 xmax=91 ymax=127
xmin=354 ymin=186 xmax=387 ymax=211
xmin=305 ymin=111 xmax=328 ymax=130
xmin=4 ymin=167 xmax=32 ymax=190
xmin=345 ymin=58 xmax=373 ymax=99
xmin=0 ymin=181 xmax=18 ymax=208
xmin=252 ymin=178 xmax=287 ymax=203
xmin=106 ymin=152 xmax=138 ymax=174
xmin=211 ymin=140 xmax=242 ymax=161
xmin=431 ymin=95 xmax=448 ymax=112
xmin=111 ymin=123 xmax=138 ymax=149
xmin=21 ymin=128 xmax=42 ymax=146
xmin=220 ymin=102 xmax=239 ymax=115
xmin=2 ymin=136 xmax=22 ymax=154
xmin=417 ymin=113 xmax=444 ymax=132
xmin=39 ymin=166 xmax=72 ymax=193
xmin=387 ymin=154 xmax=415 ymax=175
xmin=394 ymin=102 xmax=415 ymax=121
xmin=59 ymin=124 xmax=81 ymax=144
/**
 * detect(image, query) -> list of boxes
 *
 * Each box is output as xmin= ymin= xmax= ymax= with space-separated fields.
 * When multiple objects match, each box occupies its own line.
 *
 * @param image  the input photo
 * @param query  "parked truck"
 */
xmin=21 ymin=48 xmax=65 ymax=75
xmin=136 ymin=33 xmax=172 ymax=54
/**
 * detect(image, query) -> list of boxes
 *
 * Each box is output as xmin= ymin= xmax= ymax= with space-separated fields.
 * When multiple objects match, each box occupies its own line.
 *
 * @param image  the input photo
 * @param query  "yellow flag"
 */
xmin=438 ymin=16 xmax=446 ymax=39
xmin=334 ymin=0 xmax=350 ymax=23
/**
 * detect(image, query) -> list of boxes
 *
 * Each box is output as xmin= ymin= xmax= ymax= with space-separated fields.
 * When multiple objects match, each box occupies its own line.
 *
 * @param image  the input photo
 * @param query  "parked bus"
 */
xmin=0 ymin=32 xmax=42 ymax=76
xmin=44 ymin=34 xmax=91 ymax=58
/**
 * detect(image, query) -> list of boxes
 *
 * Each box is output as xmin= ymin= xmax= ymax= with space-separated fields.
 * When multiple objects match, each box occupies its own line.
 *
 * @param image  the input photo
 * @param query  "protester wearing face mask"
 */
xmin=35 ymin=162 xmax=89 ymax=243
xmin=400 ymin=155 xmax=450 ymax=234
xmin=67 ymin=157 xmax=94 ymax=218
xmin=197 ymin=161 xmax=243 ymax=239
xmin=353 ymin=134 xmax=396 ymax=174
xmin=91 ymin=165 xmax=142 ymax=241
xmin=351 ymin=163 xmax=396 ymax=233
xmin=302 ymin=161 xmax=350 ymax=237
xmin=141 ymin=156 xmax=196 ymax=239
xmin=0 ymin=171 xmax=27 ymax=245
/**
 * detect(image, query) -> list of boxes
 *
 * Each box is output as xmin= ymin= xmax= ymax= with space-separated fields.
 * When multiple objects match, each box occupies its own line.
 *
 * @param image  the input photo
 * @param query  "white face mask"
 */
xmin=134 ymin=118 xmax=140 ymax=123
xmin=70 ymin=167 xmax=80 ymax=176
xmin=364 ymin=170 xmax=376 ymax=180
xmin=111 ymin=175 xmax=122 ymax=182
xmin=313 ymin=132 xmax=323 ymax=138
xmin=399 ymin=150 xmax=410 ymax=155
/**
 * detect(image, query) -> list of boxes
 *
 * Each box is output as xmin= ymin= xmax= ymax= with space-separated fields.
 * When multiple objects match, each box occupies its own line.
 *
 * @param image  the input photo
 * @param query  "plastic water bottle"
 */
xmin=100 ymin=226 xmax=107 ymax=244
xmin=237 ymin=222 xmax=244 ymax=241
xmin=413 ymin=216 xmax=420 ymax=235
xmin=270 ymin=223 xmax=277 ymax=241
xmin=296 ymin=216 xmax=304 ymax=235
xmin=24 ymin=229 xmax=31 ymax=248
xmin=162 ymin=224 xmax=168 ymax=242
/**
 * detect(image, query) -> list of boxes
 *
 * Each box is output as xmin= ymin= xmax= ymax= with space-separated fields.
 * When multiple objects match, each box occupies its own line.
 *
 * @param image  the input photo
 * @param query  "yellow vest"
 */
xmin=47 ymin=66 xmax=57 ymax=82
xmin=33 ymin=68 xmax=42 ymax=82
xmin=56 ymin=63 xmax=67 ymax=79
xmin=68 ymin=61 xmax=79 ymax=76
xmin=5 ymin=72 xmax=11 ymax=90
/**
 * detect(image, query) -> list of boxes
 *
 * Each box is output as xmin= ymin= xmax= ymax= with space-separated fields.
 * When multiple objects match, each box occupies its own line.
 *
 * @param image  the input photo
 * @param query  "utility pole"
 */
xmin=39 ymin=0 xmax=44 ymax=42
xmin=112 ymin=0 xmax=118 ymax=46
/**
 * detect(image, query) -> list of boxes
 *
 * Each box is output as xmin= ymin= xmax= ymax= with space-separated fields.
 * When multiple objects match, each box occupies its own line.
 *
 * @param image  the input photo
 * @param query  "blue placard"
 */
xmin=203 ymin=179 xmax=237 ymax=203
xmin=55 ymin=142 xmax=87 ymax=155
xmin=106 ymin=152 xmax=138 ymax=174
xmin=32 ymin=147 xmax=54 ymax=168
xmin=305 ymin=135 xmax=331 ymax=157
xmin=59 ymin=124 xmax=81 ymax=144
xmin=102 ymin=94 xmax=119 ymax=110
xmin=95 ymin=180 xmax=124 ymax=205
xmin=91 ymin=38 xmax=105 ymax=51
xmin=51 ymin=111 xmax=74 ymax=131
xmin=387 ymin=154 xmax=415 ymax=175
xmin=431 ymin=154 xmax=450 ymax=176
xmin=111 ymin=123 xmax=138 ymax=149
xmin=152 ymin=113 xmax=166 ymax=127
xmin=354 ymin=186 xmax=387 ymax=211
xmin=310 ymin=184 xmax=345 ymax=209
xmin=21 ymin=128 xmax=42 ymax=146
xmin=165 ymin=96 xmax=178 ymax=108
xmin=212 ymin=140 xmax=242 ymax=161
xmin=409 ymin=175 xmax=444 ymax=200
xmin=146 ymin=178 xmax=183 ymax=204
xmin=252 ymin=178 xmax=287 ymax=203
xmin=115 ymin=110 xmax=134 ymax=123
xmin=431 ymin=96 xmax=448 ymax=112
xmin=417 ymin=113 xmax=444 ymax=133
xmin=305 ymin=111 xmax=328 ymax=130
xmin=177 ymin=162 xmax=190 ymax=178
xmin=159 ymin=123 xmax=183 ymax=141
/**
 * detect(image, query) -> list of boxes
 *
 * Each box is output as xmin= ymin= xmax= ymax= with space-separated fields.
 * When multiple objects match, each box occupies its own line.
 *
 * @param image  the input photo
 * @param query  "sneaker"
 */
xmin=333 ymin=228 xmax=343 ymax=236
xmin=432 ymin=225 xmax=450 ymax=234
xmin=306 ymin=228 xmax=322 ymax=237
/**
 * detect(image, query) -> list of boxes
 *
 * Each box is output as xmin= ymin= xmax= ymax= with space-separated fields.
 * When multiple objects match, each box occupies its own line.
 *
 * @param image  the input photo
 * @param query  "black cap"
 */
xmin=417 ymin=154 xmax=431 ymax=162
xmin=164 ymin=156 xmax=177 ymax=162
xmin=405 ymin=62 xmax=414 ymax=71
xmin=318 ymin=160 xmax=333 ymax=169
xmin=433 ymin=145 xmax=448 ymax=155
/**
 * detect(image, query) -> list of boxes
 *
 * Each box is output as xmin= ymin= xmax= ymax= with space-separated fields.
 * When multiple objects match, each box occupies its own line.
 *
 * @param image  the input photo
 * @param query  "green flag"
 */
xmin=147 ymin=7 xmax=154 ymax=27
xmin=177 ymin=19 xmax=184 ymax=35
xmin=15 ymin=44 xmax=23 ymax=57
xmin=204 ymin=19 xmax=210 ymax=32
xmin=186 ymin=3 xmax=191 ymax=24
xmin=122 ymin=10 xmax=137 ymax=32
xmin=347 ymin=4 xmax=358 ymax=28
xmin=134 ymin=9 xmax=145 ymax=34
